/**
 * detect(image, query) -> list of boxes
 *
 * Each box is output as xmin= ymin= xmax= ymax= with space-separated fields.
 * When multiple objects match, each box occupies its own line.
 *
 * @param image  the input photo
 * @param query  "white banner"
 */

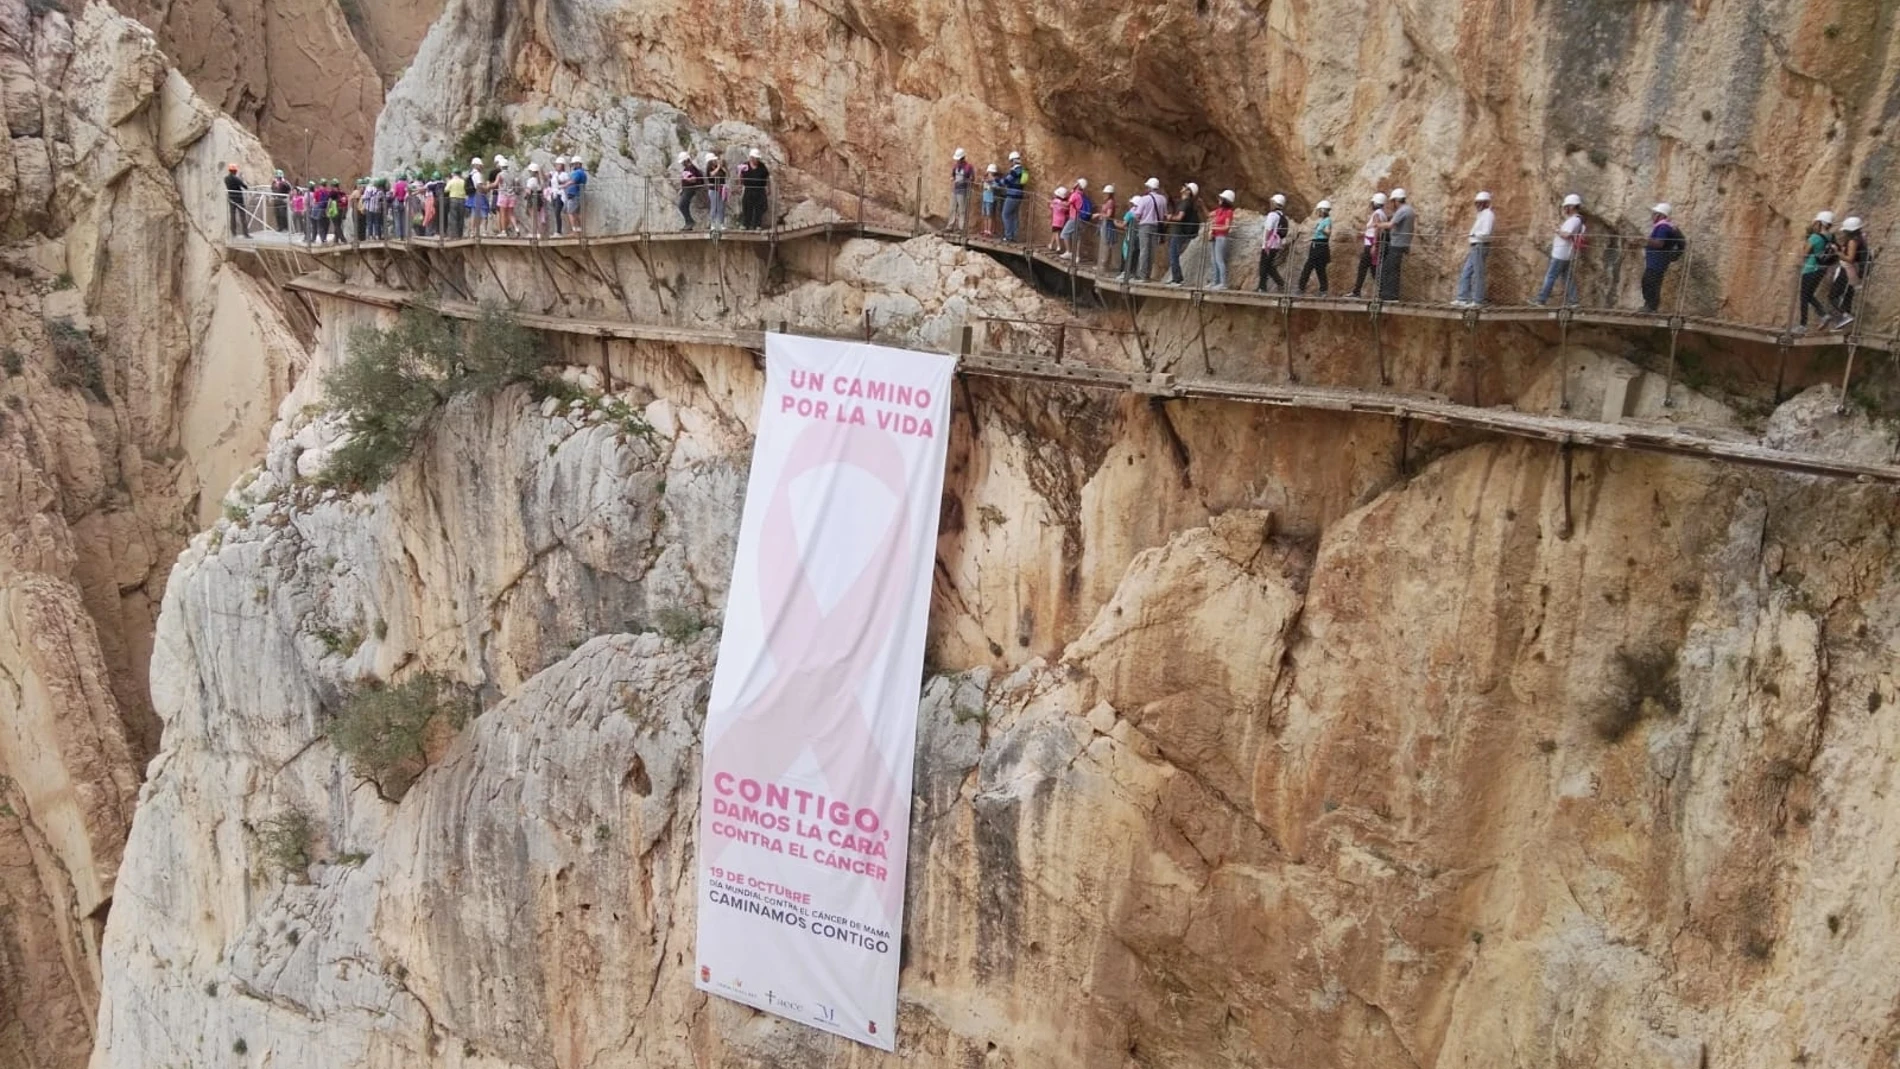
xmin=694 ymin=333 xmax=955 ymax=1050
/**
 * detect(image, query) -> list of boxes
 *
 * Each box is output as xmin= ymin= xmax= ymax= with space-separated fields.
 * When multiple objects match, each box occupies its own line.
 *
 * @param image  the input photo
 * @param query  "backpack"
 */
xmin=1076 ymin=191 xmax=1094 ymax=222
xmin=1272 ymin=211 xmax=1290 ymax=242
xmin=326 ymin=198 xmax=340 ymax=218
xmin=1660 ymin=224 xmax=1686 ymax=261
xmin=1573 ymin=220 xmax=1588 ymax=253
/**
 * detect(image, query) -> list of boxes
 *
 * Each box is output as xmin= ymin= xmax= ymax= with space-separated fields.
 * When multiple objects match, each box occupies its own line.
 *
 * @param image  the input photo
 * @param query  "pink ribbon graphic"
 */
xmin=701 ymin=415 xmax=917 ymax=923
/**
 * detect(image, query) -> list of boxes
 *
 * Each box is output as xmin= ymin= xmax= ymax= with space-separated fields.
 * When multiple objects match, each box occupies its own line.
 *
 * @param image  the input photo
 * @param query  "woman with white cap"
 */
xmin=705 ymin=151 xmax=730 ymax=231
xmin=1797 ymin=211 xmax=1838 ymax=331
xmin=1640 ymin=203 xmax=1685 ymax=313
xmin=1830 ymin=216 xmax=1867 ymax=329
xmin=1166 ymin=181 xmax=1202 ymax=285
xmin=1061 ymin=179 xmax=1089 ymax=259
xmin=949 ymin=149 xmax=975 ymax=233
xmin=1095 ymin=183 xmax=1119 ymax=272
xmin=981 ymin=164 xmax=1003 ymax=238
xmin=1350 ymin=192 xmax=1387 ymax=298
xmin=677 ymin=151 xmax=705 ymax=230
xmin=1257 ymin=193 xmax=1289 ymax=293
xmin=1002 ymin=151 xmax=1028 ymax=242
xmin=1299 ymin=200 xmax=1333 ymax=295
xmin=1208 ymin=190 xmax=1236 ymax=288
xmin=550 ymin=157 xmax=569 ymax=235
xmin=523 ymin=162 xmax=545 ymax=237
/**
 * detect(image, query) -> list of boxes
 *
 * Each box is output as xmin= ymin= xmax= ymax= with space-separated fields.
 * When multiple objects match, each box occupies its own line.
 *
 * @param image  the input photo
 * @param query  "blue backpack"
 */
xmin=1076 ymin=192 xmax=1094 ymax=222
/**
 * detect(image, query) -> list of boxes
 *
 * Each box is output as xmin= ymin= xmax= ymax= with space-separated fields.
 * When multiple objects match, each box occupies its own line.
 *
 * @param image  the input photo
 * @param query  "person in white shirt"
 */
xmin=1256 ymin=193 xmax=1289 ymax=293
xmin=1534 ymin=193 xmax=1585 ymax=306
xmin=1350 ymin=192 xmax=1387 ymax=298
xmin=1455 ymin=191 xmax=1495 ymax=305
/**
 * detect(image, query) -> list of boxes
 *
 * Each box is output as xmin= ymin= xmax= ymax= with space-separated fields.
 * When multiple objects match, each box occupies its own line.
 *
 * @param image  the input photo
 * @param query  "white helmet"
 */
xmin=703 ymin=151 xmax=717 ymax=163
xmin=1219 ymin=189 xmax=1236 ymax=203
xmin=1562 ymin=193 xmax=1583 ymax=207
xmin=1270 ymin=193 xmax=1286 ymax=206
xmin=749 ymin=148 xmax=762 ymax=159
xmin=1371 ymin=192 xmax=1388 ymax=206
xmin=471 ymin=157 xmax=483 ymax=166
xmin=1054 ymin=185 xmax=1068 ymax=198
xmin=676 ymin=151 xmax=689 ymax=163
xmin=1145 ymin=177 xmax=1161 ymax=190
xmin=529 ymin=162 xmax=540 ymax=172
xmin=1816 ymin=210 xmax=1835 ymax=225
xmin=1315 ymin=200 xmax=1332 ymax=211
xmin=1075 ymin=177 xmax=1088 ymax=189
xmin=1475 ymin=190 xmax=1492 ymax=202
xmin=986 ymin=163 xmax=998 ymax=173
xmin=1390 ymin=187 xmax=1407 ymax=200
xmin=1186 ymin=182 xmax=1199 ymax=195
xmin=1008 ymin=150 xmax=1022 ymax=161
xmin=556 ymin=155 xmax=568 ymax=165
xmin=1102 ymin=184 xmax=1115 ymax=194
xmin=1652 ymin=202 xmax=1672 ymax=216
xmin=953 ymin=147 xmax=966 ymax=160
xmin=1842 ymin=216 xmax=1864 ymax=231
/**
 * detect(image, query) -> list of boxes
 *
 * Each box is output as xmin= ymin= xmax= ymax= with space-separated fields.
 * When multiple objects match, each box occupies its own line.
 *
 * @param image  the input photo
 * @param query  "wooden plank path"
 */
xmin=233 ymin=223 xmax=1897 ymax=355
xmin=286 ymin=274 xmax=1900 ymax=486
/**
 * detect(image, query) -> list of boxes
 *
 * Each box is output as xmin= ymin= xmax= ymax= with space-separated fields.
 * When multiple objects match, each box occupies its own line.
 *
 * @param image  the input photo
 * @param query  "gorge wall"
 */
xmin=0 ymin=2 xmax=303 ymax=1064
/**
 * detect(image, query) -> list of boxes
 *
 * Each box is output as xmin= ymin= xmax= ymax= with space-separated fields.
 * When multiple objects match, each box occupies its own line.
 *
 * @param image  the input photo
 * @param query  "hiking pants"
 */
xmin=1099 ymin=220 xmax=1118 ymax=272
xmin=1457 ymin=244 xmax=1489 ymax=303
xmin=1001 ymin=196 xmax=1022 ymax=241
xmin=1210 ymin=236 xmax=1229 ymax=287
xmin=1379 ymin=246 xmax=1407 ymax=300
xmin=1800 ymin=269 xmax=1829 ymax=326
xmin=1300 ymin=243 xmax=1330 ymax=294
xmin=950 ymin=188 xmax=970 ymax=231
xmin=1641 ymin=264 xmax=1669 ymax=312
xmin=679 ymin=187 xmax=697 ymax=228
xmin=1830 ymin=269 xmax=1858 ymax=315
xmin=1536 ymin=258 xmax=1577 ymax=305
xmin=1137 ymin=223 xmax=1158 ymax=279
xmin=228 ymin=200 xmax=249 ymax=237
xmin=1167 ymin=232 xmax=1189 ymax=283
xmin=1353 ymin=246 xmax=1378 ymax=295
xmin=1257 ymin=247 xmax=1286 ymax=292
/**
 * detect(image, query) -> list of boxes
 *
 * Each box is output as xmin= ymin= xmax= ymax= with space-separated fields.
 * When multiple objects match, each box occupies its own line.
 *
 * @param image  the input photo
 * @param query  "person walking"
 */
xmin=738 ymin=149 xmax=770 ymax=230
xmin=1257 ymin=193 xmax=1289 ymax=293
xmin=1455 ymin=191 xmax=1495 ymax=305
xmin=1533 ymin=194 xmax=1586 ymax=306
xmin=1640 ymin=203 xmax=1685 ymax=312
xmin=1299 ymin=200 xmax=1333 ymax=294
xmin=270 ymin=169 xmax=291 ymax=231
xmin=1350 ymin=192 xmax=1387 ymax=297
xmin=1208 ymin=190 xmax=1236 ymax=289
xmin=1166 ymin=182 xmax=1202 ymax=286
xmin=1048 ymin=185 xmax=1070 ymax=253
xmin=1797 ymin=211 xmax=1837 ymax=332
xmin=1830 ymin=216 xmax=1868 ymax=330
xmin=289 ymin=184 xmax=306 ymax=242
xmin=1096 ymin=183 xmax=1119 ymax=272
xmin=1066 ymin=179 xmax=1092 ymax=260
xmin=1001 ymin=151 xmax=1028 ymax=242
xmin=523 ymin=163 xmax=545 ymax=237
xmin=705 ymin=152 xmax=730 ymax=231
xmin=224 ymin=163 xmax=251 ymax=238
xmin=1126 ymin=178 xmax=1165 ymax=281
xmin=1377 ymin=187 xmax=1413 ymax=300
xmin=981 ymin=164 xmax=1002 ymax=237
xmin=676 ymin=151 xmax=703 ymax=229
xmin=1120 ymin=198 xmax=1140 ymax=276
xmin=564 ymin=156 xmax=587 ymax=234
xmin=949 ymin=149 xmax=975 ymax=233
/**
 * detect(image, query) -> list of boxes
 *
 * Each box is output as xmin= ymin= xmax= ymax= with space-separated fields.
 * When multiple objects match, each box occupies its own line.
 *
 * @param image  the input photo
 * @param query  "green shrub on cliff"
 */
xmin=318 ymin=302 xmax=542 ymax=490
xmin=329 ymin=673 xmax=475 ymax=801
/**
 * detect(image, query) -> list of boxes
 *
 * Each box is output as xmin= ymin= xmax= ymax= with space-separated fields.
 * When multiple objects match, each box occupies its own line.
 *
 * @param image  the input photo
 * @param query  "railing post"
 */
xmin=1055 ymin=323 xmax=1067 ymax=364
xmin=857 ymin=178 xmax=866 ymax=236
xmin=863 ymin=308 xmax=872 ymax=341
xmin=959 ymin=323 xmax=972 ymax=356
xmin=913 ymin=173 xmax=923 ymax=236
xmin=1836 ymin=338 xmax=1861 ymax=414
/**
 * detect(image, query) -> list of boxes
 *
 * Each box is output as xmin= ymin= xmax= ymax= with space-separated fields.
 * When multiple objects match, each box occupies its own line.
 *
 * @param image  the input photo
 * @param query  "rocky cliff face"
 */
xmin=374 ymin=0 xmax=1900 ymax=313
xmin=106 ymin=0 xmax=442 ymax=179
xmin=0 ymin=3 xmax=302 ymax=1065
xmin=86 ymin=214 xmax=1900 ymax=1066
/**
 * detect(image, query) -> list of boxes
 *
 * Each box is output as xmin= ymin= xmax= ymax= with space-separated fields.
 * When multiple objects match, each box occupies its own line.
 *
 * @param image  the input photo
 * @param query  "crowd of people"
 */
xmin=935 ymin=150 xmax=1875 ymax=325
xmin=224 ymin=155 xmax=594 ymax=243
xmin=220 ymin=145 xmax=1876 ymax=330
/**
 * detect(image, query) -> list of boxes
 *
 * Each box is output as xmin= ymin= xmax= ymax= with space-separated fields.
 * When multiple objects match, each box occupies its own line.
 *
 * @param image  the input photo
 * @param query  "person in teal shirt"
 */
xmin=1798 ymin=211 xmax=1837 ymax=331
xmin=1299 ymin=200 xmax=1334 ymax=295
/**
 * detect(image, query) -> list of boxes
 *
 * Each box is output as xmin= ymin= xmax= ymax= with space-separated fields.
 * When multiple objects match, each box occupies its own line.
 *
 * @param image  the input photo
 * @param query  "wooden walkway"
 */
xmin=286 ymin=273 xmax=1900 ymax=486
xmin=231 ymin=223 xmax=1896 ymax=355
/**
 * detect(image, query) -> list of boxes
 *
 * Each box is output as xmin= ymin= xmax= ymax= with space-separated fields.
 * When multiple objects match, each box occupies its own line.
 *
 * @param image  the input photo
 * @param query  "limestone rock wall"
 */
xmin=106 ymin=0 xmax=442 ymax=179
xmin=376 ymin=0 xmax=1900 ymax=316
xmin=0 ymin=3 xmax=304 ymax=1065
xmin=86 ymin=231 xmax=1900 ymax=1065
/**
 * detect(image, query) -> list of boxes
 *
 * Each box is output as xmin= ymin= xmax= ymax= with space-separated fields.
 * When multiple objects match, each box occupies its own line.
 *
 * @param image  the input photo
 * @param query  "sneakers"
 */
xmin=1793 ymin=324 xmax=1809 ymax=335
xmin=1206 ymin=283 xmax=1225 ymax=290
xmin=1833 ymin=314 xmax=1855 ymax=330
